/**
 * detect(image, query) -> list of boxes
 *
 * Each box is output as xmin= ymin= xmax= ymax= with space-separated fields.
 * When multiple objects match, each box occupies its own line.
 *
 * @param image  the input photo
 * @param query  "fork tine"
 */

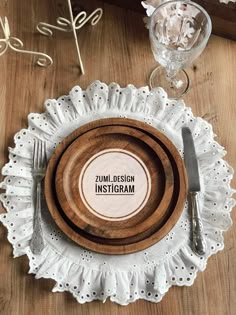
xmin=43 ymin=141 xmax=47 ymax=168
xmin=40 ymin=140 xmax=45 ymax=169
xmin=33 ymin=139 xmax=37 ymax=169
xmin=39 ymin=140 xmax=43 ymax=169
xmin=33 ymin=139 xmax=47 ymax=170
xmin=37 ymin=139 xmax=41 ymax=170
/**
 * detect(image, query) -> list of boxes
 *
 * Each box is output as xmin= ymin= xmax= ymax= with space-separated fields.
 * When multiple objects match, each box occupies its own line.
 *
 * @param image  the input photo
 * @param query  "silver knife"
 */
xmin=182 ymin=127 xmax=206 ymax=256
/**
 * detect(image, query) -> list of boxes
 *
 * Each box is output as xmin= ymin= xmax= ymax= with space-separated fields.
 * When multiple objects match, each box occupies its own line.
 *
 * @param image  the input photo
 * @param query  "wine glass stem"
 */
xmin=166 ymin=67 xmax=181 ymax=89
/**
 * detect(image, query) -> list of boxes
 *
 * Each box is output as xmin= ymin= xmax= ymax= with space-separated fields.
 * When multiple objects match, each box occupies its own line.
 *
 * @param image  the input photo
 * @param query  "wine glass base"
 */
xmin=149 ymin=66 xmax=190 ymax=99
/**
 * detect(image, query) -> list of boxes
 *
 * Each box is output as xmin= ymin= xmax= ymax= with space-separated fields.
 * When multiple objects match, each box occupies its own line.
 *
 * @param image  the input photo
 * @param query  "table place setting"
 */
xmin=0 ymin=80 xmax=235 ymax=305
xmin=0 ymin=0 xmax=235 ymax=308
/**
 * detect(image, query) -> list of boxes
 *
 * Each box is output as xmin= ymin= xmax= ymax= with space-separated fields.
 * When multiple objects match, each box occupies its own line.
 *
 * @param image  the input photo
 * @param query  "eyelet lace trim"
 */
xmin=0 ymin=81 xmax=235 ymax=305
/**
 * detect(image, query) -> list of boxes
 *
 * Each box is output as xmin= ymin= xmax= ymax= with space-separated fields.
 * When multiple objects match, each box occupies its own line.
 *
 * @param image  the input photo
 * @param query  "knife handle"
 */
xmin=190 ymin=192 xmax=206 ymax=256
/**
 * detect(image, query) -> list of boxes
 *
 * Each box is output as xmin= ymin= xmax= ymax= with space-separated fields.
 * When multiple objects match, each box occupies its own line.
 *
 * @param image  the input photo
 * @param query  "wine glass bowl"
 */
xmin=149 ymin=0 xmax=212 ymax=99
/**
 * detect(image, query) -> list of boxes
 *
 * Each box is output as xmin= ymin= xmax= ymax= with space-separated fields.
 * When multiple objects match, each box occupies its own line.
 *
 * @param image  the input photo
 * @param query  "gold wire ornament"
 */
xmin=0 ymin=17 xmax=53 ymax=67
xmin=36 ymin=0 xmax=103 ymax=75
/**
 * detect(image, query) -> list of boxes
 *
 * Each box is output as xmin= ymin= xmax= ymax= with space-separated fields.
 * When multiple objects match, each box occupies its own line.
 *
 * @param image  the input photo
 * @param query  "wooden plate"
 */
xmin=55 ymin=125 xmax=174 ymax=239
xmin=44 ymin=118 xmax=187 ymax=254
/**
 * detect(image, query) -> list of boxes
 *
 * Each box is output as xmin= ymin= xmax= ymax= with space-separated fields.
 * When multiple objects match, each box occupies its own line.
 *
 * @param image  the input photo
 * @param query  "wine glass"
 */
xmin=149 ymin=0 xmax=212 ymax=99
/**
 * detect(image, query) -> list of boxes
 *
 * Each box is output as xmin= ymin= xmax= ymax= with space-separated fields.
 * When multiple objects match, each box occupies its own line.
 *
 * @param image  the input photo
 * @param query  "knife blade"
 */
xmin=182 ymin=127 xmax=206 ymax=256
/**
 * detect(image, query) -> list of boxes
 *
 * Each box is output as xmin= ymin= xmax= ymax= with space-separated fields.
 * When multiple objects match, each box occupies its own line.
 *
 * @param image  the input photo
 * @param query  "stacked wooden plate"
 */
xmin=45 ymin=118 xmax=187 ymax=254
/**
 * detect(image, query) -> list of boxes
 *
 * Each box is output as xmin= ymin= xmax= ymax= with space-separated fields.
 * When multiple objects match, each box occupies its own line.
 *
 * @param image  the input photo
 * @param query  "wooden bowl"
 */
xmin=44 ymin=118 xmax=187 ymax=254
xmin=55 ymin=125 xmax=174 ymax=239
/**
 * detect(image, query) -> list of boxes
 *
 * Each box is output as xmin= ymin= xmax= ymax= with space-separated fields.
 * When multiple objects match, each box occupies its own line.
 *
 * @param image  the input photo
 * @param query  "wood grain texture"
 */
xmin=0 ymin=0 xmax=235 ymax=314
xmin=45 ymin=118 xmax=186 ymax=254
xmin=55 ymin=123 xmax=175 ymax=238
xmin=102 ymin=0 xmax=236 ymax=40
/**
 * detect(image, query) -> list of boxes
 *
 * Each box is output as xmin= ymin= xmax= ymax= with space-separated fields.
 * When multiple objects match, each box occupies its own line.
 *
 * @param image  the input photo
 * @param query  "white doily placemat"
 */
xmin=0 ymin=81 xmax=235 ymax=305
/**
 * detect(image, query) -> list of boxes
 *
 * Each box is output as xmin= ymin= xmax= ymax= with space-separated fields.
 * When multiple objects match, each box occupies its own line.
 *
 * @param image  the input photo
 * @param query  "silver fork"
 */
xmin=30 ymin=139 xmax=47 ymax=255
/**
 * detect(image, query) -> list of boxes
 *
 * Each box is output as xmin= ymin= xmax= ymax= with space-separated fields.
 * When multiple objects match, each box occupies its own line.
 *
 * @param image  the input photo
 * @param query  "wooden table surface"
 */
xmin=0 ymin=0 xmax=235 ymax=314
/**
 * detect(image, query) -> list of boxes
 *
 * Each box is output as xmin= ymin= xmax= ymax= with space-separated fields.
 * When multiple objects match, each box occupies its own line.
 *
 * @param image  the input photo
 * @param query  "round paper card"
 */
xmin=78 ymin=148 xmax=151 ymax=221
